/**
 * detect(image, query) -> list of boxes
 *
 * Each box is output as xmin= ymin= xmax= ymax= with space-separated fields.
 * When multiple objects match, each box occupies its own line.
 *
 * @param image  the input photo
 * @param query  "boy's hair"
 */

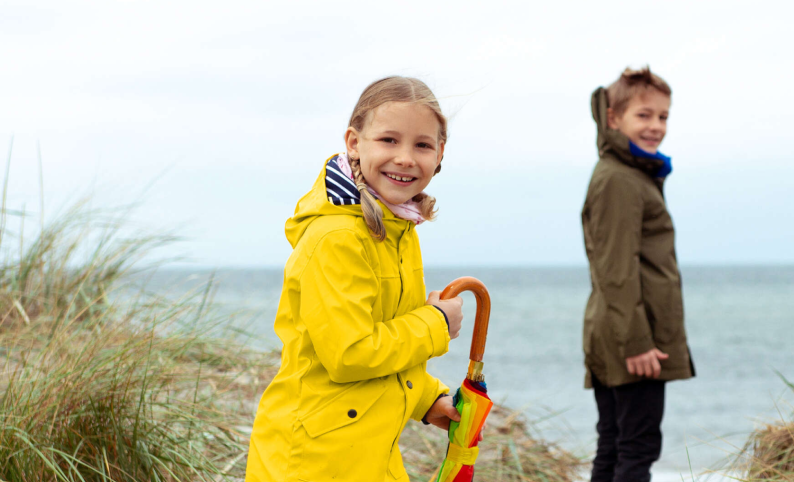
xmin=348 ymin=76 xmax=446 ymax=241
xmin=606 ymin=66 xmax=672 ymax=116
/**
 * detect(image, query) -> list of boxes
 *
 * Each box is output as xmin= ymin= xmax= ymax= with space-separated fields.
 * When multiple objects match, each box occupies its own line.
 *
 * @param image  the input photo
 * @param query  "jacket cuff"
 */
xmin=431 ymin=305 xmax=449 ymax=329
xmin=623 ymin=336 xmax=656 ymax=358
xmin=421 ymin=394 xmax=451 ymax=425
xmin=417 ymin=305 xmax=450 ymax=358
xmin=412 ymin=374 xmax=450 ymax=422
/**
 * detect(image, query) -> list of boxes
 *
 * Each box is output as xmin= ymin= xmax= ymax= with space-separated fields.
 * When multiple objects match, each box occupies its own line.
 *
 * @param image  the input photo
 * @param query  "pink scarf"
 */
xmin=334 ymin=153 xmax=427 ymax=225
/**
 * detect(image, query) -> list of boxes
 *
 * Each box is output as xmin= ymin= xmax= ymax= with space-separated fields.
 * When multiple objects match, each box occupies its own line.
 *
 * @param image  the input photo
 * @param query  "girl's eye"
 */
xmin=417 ymin=142 xmax=433 ymax=149
xmin=660 ymin=115 xmax=668 ymax=121
xmin=637 ymin=113 xmax=649 ymax=119
xmin=380 ymin=138 xmax=397 ymax=144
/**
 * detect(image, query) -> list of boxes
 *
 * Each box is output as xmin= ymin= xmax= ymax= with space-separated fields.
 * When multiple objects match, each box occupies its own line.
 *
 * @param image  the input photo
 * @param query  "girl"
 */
xmin=245 ymin=76 xmax=464 ymax=482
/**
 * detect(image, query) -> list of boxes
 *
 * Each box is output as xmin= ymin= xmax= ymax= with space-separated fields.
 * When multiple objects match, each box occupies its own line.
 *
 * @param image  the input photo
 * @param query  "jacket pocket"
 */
xmin=300 ymin=379 xmax=388 ymax=438
xmin=297 ymin=379 xmax=394 ymax=481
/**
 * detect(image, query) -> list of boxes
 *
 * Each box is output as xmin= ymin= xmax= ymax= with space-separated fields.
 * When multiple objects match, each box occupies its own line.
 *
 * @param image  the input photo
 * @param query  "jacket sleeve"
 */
xmin=299 ymin=229 xmax=450 ymax=384
xmin=589 ymin=174 xmax=656 ymax=358
xmin=412 ymin=371 xmax=450 ymax=422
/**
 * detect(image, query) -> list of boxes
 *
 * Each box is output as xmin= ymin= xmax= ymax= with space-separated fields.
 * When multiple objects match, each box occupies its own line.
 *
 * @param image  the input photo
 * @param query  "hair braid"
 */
xmin=349 ymin=157 xmax=386 ymax=241
xmin=411 ymin=192 xmax=438 ymax=221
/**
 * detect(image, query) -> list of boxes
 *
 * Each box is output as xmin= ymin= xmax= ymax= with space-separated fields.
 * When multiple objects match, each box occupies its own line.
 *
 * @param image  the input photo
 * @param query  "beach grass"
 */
xmin=0 ymin=193 xmax=277 ymax=480
xmin=715 ymin=374 xmax=794 ymax=481
xmin=733 ymin=376 xmax=794 ymax=481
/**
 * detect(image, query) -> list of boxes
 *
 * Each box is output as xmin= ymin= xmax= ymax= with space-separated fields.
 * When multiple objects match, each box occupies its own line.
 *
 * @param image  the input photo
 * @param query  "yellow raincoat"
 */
xmin=245 ymin=158 xmax=451 ymax=482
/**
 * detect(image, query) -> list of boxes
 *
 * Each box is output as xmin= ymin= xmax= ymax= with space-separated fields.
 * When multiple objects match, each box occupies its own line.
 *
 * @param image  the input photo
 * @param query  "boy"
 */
xmin=581 ymin=66 xmax=695 ymax=482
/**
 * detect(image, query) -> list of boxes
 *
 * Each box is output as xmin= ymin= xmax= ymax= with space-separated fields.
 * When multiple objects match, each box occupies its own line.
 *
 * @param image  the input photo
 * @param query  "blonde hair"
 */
xmin=606 ymin=66 xmax=672 ymax=116
xmin=348 ymin=76 xmax=447 ymax=241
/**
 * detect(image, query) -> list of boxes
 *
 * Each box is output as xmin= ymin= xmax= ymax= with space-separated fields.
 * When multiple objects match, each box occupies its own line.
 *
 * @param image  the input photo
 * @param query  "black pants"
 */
xmin=591 ymin=376 xmax=666 ymax=482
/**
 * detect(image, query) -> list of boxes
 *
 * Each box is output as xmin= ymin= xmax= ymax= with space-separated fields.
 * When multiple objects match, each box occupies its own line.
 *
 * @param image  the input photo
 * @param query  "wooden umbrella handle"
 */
xmin=440 ymin=277 xmax=491 ymax=381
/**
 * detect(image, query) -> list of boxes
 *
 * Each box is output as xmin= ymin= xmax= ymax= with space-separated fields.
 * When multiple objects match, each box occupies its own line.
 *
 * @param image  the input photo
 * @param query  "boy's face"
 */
xmin=607 ymin=89 xmax=670 ymax=154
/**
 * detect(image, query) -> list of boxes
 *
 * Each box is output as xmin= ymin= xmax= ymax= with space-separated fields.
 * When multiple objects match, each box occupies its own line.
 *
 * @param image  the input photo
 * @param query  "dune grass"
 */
xmin=732 ymin=376 xmax=794 ymax=481
xmin=0 ymin=190 xmax=276 ymax=480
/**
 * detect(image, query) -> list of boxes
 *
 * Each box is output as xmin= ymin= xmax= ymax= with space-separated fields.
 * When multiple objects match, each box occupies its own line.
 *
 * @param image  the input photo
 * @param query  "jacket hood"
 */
xmin=284 ymin=155 xmax=400 ymax=248
xmin=591 ymin=87 xmax=666 ymax=178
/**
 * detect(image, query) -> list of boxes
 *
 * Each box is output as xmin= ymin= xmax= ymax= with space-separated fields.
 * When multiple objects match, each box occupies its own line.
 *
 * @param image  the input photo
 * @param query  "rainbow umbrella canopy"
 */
xmin=435 ymin=278 xmax=494 ymax=482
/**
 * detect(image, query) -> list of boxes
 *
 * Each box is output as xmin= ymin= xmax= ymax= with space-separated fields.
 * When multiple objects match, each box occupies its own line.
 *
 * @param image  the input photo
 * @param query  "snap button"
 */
xmin=347 ymin=409 xmax=357 ymax=418
xmin=407 ymin=380 xmax=413 ymax=389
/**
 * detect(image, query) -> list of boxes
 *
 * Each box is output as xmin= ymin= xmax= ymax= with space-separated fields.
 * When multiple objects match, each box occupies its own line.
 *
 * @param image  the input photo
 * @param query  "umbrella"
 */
xmin=435 ymin=277 xmax=494 ymax=482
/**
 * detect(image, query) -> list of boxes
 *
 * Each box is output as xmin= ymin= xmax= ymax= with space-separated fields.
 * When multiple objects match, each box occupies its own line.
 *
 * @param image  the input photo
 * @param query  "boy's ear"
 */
xmin=344 ymin=127 xmax=360 ymax=159
xmin=606 ymin=107 xmax=618 ymax=130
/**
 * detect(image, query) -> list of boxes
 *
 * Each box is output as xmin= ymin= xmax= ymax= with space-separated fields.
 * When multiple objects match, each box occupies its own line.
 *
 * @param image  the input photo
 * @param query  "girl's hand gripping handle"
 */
xmin=440 ymin=277 xmax=492 ymax=382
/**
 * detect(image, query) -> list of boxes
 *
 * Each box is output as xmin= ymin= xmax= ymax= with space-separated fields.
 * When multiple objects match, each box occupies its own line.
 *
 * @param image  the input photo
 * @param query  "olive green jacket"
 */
xmin=581 ymin=87 xmax=695 ymax=388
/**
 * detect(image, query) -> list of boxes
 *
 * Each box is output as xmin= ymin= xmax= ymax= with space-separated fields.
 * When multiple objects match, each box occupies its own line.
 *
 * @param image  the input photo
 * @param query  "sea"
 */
xmin=142 ymin=265 xmax=794 ymax=481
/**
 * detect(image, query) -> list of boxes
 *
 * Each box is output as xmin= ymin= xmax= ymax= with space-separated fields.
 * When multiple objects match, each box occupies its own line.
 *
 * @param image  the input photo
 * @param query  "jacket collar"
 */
xmin=285 ymin=155 xmax=405 ymax=248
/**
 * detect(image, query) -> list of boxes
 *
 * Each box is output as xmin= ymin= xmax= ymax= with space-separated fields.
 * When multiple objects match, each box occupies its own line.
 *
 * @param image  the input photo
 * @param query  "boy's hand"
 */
xmin=426 ymin=291 xmax=463 ymax=339
xmin=425 ymin=395 xmax=461 ymax=431
xmin=626 ymin=348 xmax=669 ymax=378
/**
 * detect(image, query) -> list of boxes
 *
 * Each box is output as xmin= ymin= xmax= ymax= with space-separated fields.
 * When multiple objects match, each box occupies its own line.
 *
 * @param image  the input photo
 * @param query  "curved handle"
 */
xmin=440 ymin=276 xmax=491 ymax=381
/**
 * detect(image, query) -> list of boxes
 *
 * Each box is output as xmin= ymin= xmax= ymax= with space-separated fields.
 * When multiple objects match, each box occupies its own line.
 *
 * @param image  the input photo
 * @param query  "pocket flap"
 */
xmin=301 ymin=380 xmax=388 ymax=438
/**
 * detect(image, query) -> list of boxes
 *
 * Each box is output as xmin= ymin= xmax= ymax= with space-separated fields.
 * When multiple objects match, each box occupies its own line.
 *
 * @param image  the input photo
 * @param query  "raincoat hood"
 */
xmin=591 ymin=87 xmax=669 ymax=179
xmin=285 ymin=156 xmax=401 ymax=248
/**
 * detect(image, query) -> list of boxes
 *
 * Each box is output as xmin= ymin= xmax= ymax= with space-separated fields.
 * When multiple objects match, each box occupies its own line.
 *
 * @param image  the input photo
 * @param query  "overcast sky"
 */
xmin=2 ymin=0 xmax=792 ymax=267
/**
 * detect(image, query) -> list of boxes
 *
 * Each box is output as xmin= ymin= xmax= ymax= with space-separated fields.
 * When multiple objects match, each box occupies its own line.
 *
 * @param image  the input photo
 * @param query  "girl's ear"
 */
xmin=436 ymin=141 xmax=445 ymax=167
xmin=606 ymin=107 xmax=618 ymax=130
xmin=345 ymin=127 xmax=361 ymax=159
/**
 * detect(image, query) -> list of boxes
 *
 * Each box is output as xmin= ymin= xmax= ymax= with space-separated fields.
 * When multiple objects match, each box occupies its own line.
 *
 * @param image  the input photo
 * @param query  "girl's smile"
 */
xmin=384 ymin=172 xmax=417 ymax=184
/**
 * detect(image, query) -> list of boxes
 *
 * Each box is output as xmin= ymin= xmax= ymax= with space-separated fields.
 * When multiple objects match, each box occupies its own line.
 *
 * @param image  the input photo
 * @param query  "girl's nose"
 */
xmin=394 ymin=149 xmax=417 ymax=168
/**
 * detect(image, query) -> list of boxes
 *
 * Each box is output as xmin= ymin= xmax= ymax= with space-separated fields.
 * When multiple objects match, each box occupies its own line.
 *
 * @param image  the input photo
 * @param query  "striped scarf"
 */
xmin=325 ymin=153 xmax=426 ymax=225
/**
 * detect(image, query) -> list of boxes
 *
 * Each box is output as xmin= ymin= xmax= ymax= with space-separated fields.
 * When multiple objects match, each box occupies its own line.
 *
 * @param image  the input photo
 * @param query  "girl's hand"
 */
xmin=425 ymin=396 xmax=486 ymax=441
xmin=426 ymin=291 xmax=463 ymax=339
xmin=424 ymin=395 xmax=461 ymax=431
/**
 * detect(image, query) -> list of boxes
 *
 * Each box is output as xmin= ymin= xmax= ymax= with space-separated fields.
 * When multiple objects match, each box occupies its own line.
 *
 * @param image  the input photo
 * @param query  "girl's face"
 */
xmin=607 ymin=89 xmax=670 ymax=154
xmin=345 ymin=102 xmax=444 ymax=205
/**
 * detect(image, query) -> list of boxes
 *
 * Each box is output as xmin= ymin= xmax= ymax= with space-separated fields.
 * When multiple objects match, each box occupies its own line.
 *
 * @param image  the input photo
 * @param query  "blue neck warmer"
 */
xmin=629 ymin=141 xmax=673 ymax=178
